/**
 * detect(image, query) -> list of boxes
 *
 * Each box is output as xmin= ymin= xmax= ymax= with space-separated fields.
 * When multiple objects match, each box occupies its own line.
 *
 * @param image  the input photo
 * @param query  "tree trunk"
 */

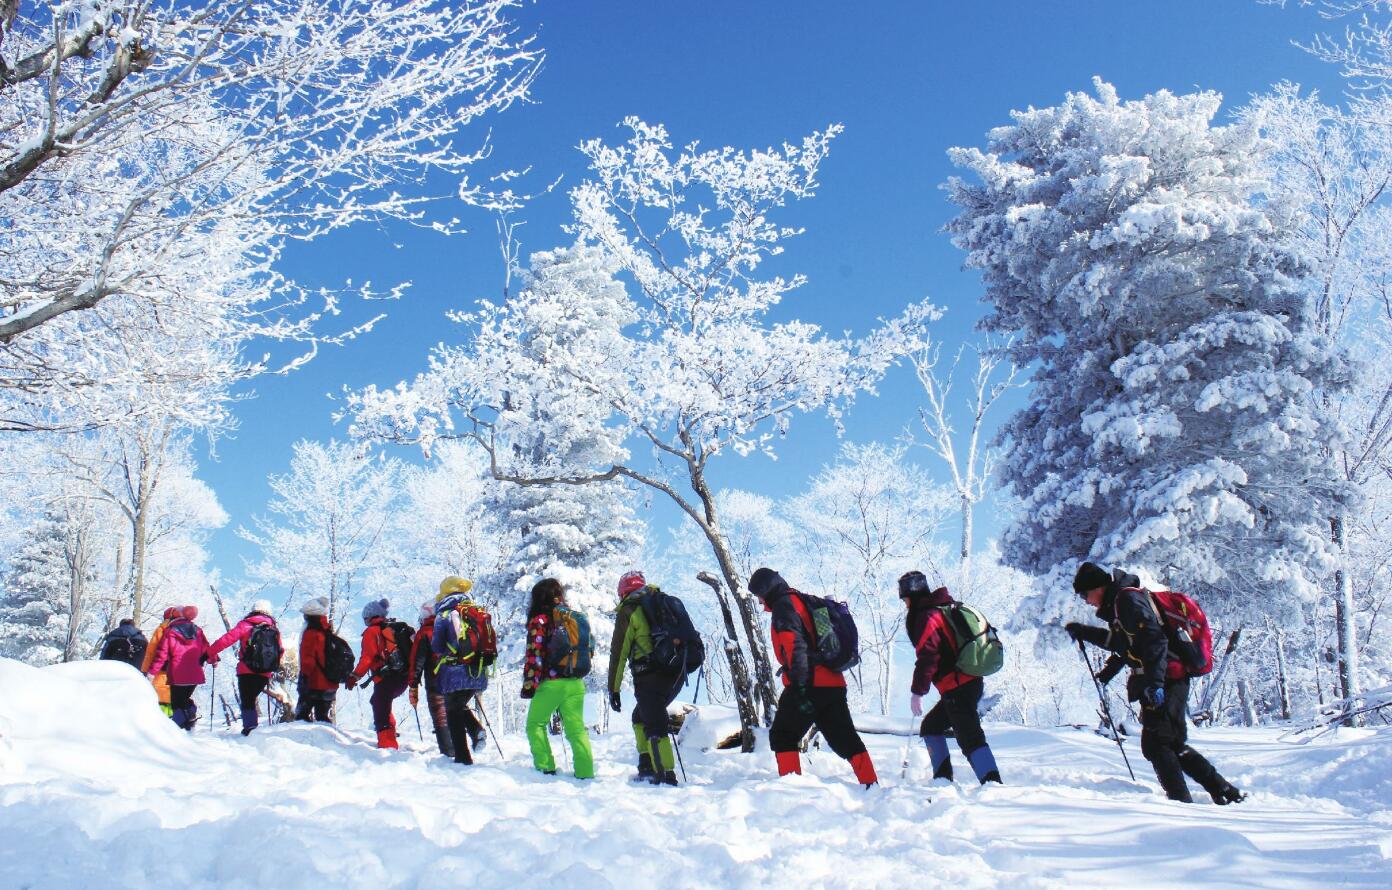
xmin=1237 ymin=678 xmax=1257 ymax=727
xmin=960 ymin=493 xmax=973 ymax=565
xmin=129 ymin=502 xmax=149 ymax=624
xmin=63 ymin=524 xmax=89 ymax=663
xmin=1331 ymin=514 xmax=1361 ymax=726
xmin=697 ymin=571 xmax=760 ymax=753
xmin=1274 ymin=628 xmax=1292 ymax=721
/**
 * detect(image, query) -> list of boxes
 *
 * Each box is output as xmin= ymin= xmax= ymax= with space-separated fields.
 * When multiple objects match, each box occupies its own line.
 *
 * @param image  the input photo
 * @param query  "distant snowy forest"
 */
xmin=2 ymin=0 xmax=1389 ymax=740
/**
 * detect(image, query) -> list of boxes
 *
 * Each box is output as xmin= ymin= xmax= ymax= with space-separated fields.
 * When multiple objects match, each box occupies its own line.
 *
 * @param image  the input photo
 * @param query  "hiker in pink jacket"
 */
xmin=208 ymin=599 xmax=282 ymax=736
xmin=146 ymin=606 xmax=216 ymax=731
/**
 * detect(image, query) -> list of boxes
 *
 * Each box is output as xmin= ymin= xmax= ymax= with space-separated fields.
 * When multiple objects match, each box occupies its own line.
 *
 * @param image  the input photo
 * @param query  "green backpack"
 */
xmin=936 ymin=603 xmax=1004 ymax=677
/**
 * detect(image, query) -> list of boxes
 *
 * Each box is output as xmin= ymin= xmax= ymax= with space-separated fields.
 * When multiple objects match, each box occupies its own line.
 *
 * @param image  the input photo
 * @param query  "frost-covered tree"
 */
xmin=786 ymin=442 xmax=954 ymax=714
xmin=351 ymin=123 xmax=932 ymax=748
xmin=0 ymin=0 xmax=538 ymax=432
xmin=0 ymin=502 xmax=96 ymax=665
xmin=946 ymin=80 xmax=1350 ymax=631
xmin=1245 ymin=84 xmax=1392 ymax=708
xmin=240 ymin=440 xmax=402 ymax=625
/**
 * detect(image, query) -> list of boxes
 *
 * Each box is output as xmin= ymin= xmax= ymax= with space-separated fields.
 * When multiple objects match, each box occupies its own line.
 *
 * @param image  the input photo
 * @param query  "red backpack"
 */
xmin=1147 ymin=590 xmax=1214 ymax=680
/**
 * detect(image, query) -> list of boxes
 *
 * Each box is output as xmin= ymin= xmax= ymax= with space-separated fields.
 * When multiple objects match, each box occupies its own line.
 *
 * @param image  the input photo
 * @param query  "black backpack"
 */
xmin=242 ymin=622 xmax=283 ymax=674
xmin=639 ymin=589 xmax=705 ymax=676
xmin=380 ymin=620 xmax=414 ymax=677
xmin=321 ymin=630 xmax=356 ymax=684
xmin=101 ymin=630 xmax=147 ymax=668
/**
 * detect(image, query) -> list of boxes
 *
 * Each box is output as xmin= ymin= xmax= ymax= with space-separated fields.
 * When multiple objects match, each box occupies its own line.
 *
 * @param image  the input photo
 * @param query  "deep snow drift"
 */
xmin=1 ymin=659 xmax=1389 ymax=889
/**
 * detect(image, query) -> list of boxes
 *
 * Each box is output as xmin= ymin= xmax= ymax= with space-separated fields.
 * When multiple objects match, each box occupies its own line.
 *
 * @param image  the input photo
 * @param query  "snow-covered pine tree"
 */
xmin=945 ymin=80 xmax=1351 ymax=629
xmin=0 ymin=507 xmax=92 ymax=665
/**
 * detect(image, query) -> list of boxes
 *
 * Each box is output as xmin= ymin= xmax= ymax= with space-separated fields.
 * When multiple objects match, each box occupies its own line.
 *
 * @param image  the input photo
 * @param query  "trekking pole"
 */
xmin=209 ymin=662 xmax=216 ymax=734
xmin=411 ymin=702 xmax=425 ymax=741
xmin=691 ymin=665 xmax=704 ymax=705
xmin=672 ymin=734 xmax=688 ymax=783
xmin=1077 ymin=640 xmax=1136 ymax=781
xmin=899 ymin=713 xmax=918 ymax=780
xmin=475 ymin=696 xmax=506 ymax=761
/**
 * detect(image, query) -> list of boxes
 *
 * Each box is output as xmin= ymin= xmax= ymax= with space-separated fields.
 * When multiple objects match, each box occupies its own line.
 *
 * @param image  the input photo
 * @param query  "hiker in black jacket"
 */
xmin=1066 ymin=561 xmax=1245 ymax=804
xmin=99 ymin=618 xmax=147 ymax=669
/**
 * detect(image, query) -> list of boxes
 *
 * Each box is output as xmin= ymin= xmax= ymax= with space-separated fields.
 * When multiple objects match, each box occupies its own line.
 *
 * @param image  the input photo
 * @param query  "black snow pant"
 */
xmin=294 ymin=688 xmax=335 ymax=723
xmin=426 ymin=688 xmax=455 ymax=758
xmin=768 ymin=686 xmax=868 ymax=759
xmin=632 ymin=670 xmax=682 ymax=740
xmin=1139 ymin=677 xmax=1228 ymax=802
xmin=919 ymin=677 xmax=989 ymax=779
xmin=238 ymin=674 xmax=270 ymax=734
xmin=170 ymin=684 xmax=198 ymax=731
xmin=444 ymin=689 xmax=483 ymax=765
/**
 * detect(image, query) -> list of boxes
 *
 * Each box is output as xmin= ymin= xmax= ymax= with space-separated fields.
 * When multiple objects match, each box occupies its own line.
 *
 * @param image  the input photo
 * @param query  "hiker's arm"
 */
xmin=911 ymin=613 xmax=944 ymax=696
xmin=608 ymin=604 xmax=633 ymax=694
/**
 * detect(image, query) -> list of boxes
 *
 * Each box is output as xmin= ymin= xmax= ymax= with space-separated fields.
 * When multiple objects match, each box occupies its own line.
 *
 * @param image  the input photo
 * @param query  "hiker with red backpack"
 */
xmin=410 ymin=596 xmax=452 ymax=758
xmin=1066 ymin=562 xmax=1245 ymax=805
xmin=748 ymin=567 xmax=878 ymax=788
xmin=899 ymin=571 xmax=1003 ymax=785
xmin=430 ymin=576 xmax=496 ymax=765
xmin=146 ymin=606 xmax=216 ymax=731
xmin=347 ymin=598 xmax=412 ymax=750
xmin=295 ymin=597 xmax=338 ymax=723
xmin=608 ymin=570 xmax=703 ymax=786
xmin=209 ymin=599 xmax=283 ymax=736
xmin=521 ymin=578 xmax=594 ymax=779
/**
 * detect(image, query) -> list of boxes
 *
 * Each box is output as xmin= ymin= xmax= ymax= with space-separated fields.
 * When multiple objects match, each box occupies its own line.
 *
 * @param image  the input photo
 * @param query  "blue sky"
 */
xmin=200 ymin=0 xmax=1345 ymax=581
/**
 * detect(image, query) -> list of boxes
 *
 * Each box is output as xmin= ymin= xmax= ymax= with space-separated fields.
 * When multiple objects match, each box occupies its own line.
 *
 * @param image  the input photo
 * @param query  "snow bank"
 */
xmin=2 ymin=658 xmax=1390 ymax=889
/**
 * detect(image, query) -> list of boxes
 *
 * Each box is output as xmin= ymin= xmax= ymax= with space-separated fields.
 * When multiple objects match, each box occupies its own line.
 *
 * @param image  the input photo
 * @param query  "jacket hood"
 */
xmin=1099 ymin=569 xmax=1143 ymax=616
xmin=909 ymin=586 xmax=955 ymax=610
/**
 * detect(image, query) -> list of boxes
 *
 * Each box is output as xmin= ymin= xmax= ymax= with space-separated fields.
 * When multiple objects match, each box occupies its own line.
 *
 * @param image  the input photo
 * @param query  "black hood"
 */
xmin=1099 ymin=569 xmax=1142 ymax=616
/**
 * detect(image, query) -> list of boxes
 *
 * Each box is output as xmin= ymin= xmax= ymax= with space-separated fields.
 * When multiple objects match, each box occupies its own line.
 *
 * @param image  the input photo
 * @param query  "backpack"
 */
xmin=380 ymin=620 xmax=415 ymax=677
xmin=101 ymin=630 xmax=146 ymax=668
xmin=320 ymin=630 xmax=356 ymax=685
xmin=545 ymin=605 xmax=593 ymax=679
xmin=444 ymin=601 xmax=498 ymax=669
xmin=637 ymin=589 xmax=705 ymax=676
xmin=1148 ymin=589 xmax=1213 ymax=679
xmin=797 ymin=593 xmax=861 ymax=673
xmin=935 ymin=602 xmax=1004 ymax=677
xmin=242 ymin=622 xmax=283 ymax=674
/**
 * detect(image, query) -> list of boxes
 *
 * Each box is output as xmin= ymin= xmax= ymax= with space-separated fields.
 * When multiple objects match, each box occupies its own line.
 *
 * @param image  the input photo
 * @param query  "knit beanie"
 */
xmin=618 ymin=570 xmax=647 ymax=598
xmin=419 ymin=600 xmax=434 ymax=623
xmin=182 ymin=605 xmax=199 ymax=621
xmin=251 ymin=599 xmax=274 ymax=616
xmin=162 ymin=607 xmax=180 ymax=620
xmin=748 ymin=567 xmax=787 ymax=602
xmin=1073 ymin=562 xmax=1112 ymax=595
xmin=300 ymin=597 xmax=329 ymax=617
xmin=362 ymin=598 xmax=390 ymax=622
xmin=898 ymin=570 xmax=930 ymax=598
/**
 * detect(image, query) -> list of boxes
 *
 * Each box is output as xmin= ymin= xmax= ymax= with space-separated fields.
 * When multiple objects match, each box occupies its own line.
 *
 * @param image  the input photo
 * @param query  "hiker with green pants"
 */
xmin=520 ymin=578 xmax=595 ymax=779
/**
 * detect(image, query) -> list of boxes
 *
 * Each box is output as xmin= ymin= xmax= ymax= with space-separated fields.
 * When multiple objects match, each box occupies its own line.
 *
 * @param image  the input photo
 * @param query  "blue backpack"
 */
xmin=545 ymin=606 xmax=593 ymax=679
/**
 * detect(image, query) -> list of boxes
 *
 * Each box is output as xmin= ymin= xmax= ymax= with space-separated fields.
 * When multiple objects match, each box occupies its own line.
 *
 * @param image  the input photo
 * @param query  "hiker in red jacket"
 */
xmin=749 ymin=567 xmax=877 ymax=788
xmin=295 ymin=597 xmax=337 ymax=723
xmin=899 ymin=571 xmax=1002 ymax=785
xmin=347 ymin=598 xmax=408 ymax=749
xmin=208 ymin=599 xmax=280 ymax=736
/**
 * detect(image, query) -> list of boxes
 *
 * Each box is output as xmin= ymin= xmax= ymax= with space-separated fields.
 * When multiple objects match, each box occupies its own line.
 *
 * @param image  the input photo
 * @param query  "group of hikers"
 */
xmin=95 ymin=558 xmax=1247 ymax=805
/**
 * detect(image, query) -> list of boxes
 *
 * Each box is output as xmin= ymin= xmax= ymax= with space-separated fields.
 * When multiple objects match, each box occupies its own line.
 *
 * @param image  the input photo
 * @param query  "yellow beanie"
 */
xmin=437 ymin=576 xmax=473 ymax=600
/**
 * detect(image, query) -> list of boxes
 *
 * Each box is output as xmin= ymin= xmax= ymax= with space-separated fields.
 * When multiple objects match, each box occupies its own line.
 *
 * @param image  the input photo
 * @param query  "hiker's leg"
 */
xmin=444 ymin=691 xmax=475 ymax=764
xmin=1141 ymin=686 xmax=1192 ymax=802
xmin=557 ymin=678 xmax=595 ymax=779
xmin=525 ymin=683 xmax=559 ymax=773
xmin=810 ymin=686 xmax=877 ymax=785
xmin=427 ymin=688 xmax=454 ymax=758
xmin=768 ymin=686 xmax=816 ymax=776
xmin=237 ymin=674 xmax=267 ymax=735
xmin=944 ymin=679 xmax=999 ymax=784
xmin=919 ymin=693 xmax=954 ymax=780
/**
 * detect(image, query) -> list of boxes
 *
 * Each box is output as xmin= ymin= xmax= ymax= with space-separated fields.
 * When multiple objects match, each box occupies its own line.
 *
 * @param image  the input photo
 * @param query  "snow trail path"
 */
xmin=2 ymin=660 xmax=1388 ymax=889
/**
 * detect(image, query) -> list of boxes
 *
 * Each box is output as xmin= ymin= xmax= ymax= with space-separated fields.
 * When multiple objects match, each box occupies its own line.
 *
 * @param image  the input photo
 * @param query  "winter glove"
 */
xmin=520 ymin=686 xmax=535 ymax=700
xmin=910 ymin=694 xmax=923 ymax=717
xmin=795 ymin=689 xmax=815 ymax=716
xmin=1064 ymin=622 xmax=1088 ymax=643
xmin=408 ymin=687 xmax=419 ymax=708
xmin=345 ymin=674 xmax=360 ymax=690
xmin=609 ymin=691 xmax=622 ymax=713
xmin=1141 ymin=685 xmax=1165 ymax=710
xmin=1096 ymin=659 xmax=1122 ymax=686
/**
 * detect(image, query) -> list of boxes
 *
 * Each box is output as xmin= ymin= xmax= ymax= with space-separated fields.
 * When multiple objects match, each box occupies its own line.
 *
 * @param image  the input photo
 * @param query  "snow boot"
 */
xmin=376 ymin=728 xmax=399 ymax=750
xmin=967 ymin=745 xmax=1002 ymax=785
xmin=1176 ymin=747 xmax=1241 ymax=803
xmin=632 ymin=751 xmax=656 ymax=783
xmin=240 ymin=707 xmax=258 ymax=736
xmin=1209 ymin=783 xmax=1246 ymax=805
xmin=850 ymin=751 xmax=879 ymax=788
xmin=470 ymin=726 xmax=486 ymax=753
xmin=654 ymin=769 xmax=679 ymax=786
xmin=923 ymin=734 xmax=953 ymax=781
xmin=775 ymin=750 xmax=802 ymax=776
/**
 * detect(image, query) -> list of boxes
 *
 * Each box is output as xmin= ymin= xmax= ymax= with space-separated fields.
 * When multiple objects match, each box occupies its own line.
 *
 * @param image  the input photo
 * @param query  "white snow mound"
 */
xmin=2 ymin=658 xmax=1390 ymax=889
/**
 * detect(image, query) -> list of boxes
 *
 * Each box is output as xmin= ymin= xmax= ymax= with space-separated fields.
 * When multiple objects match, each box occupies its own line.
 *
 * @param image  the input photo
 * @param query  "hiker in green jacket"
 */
xmin=608 ymin=571 xmax=681 ymax=786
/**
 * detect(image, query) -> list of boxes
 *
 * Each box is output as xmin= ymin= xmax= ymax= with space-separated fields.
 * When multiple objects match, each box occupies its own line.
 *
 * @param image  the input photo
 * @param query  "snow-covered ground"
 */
xmin=1 ymin=659 xmax=1388 ymax=889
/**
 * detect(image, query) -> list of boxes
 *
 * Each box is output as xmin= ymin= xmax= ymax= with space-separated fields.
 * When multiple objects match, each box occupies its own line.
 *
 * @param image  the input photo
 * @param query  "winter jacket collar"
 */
xmin=908 ymin=586 xmax=955 ymax=611
xmin=1099 ymin=570 xmax=1142 ymax=618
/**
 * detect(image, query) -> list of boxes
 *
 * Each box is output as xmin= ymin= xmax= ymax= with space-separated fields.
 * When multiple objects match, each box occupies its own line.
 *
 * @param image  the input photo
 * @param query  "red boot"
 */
xmin=775 ymin=750 xmax=802 ymax=776
xmin=376 ymin=728 xmax=398 ymax=750
xmin=850 ymin=751 xmax=878 ymax=787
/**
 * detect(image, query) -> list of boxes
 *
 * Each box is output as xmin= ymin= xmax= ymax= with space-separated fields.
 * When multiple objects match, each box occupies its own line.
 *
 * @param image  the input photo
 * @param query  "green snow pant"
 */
xmin=525 ymin=678 xmax=594 ymax=779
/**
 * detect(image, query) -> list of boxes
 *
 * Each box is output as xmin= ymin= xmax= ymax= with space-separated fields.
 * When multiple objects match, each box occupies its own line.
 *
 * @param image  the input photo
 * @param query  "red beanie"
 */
xmin=183 ymin=605 xmax=199 ymax=621
xmin=163 ymin=607 xmax=180 ymax=620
